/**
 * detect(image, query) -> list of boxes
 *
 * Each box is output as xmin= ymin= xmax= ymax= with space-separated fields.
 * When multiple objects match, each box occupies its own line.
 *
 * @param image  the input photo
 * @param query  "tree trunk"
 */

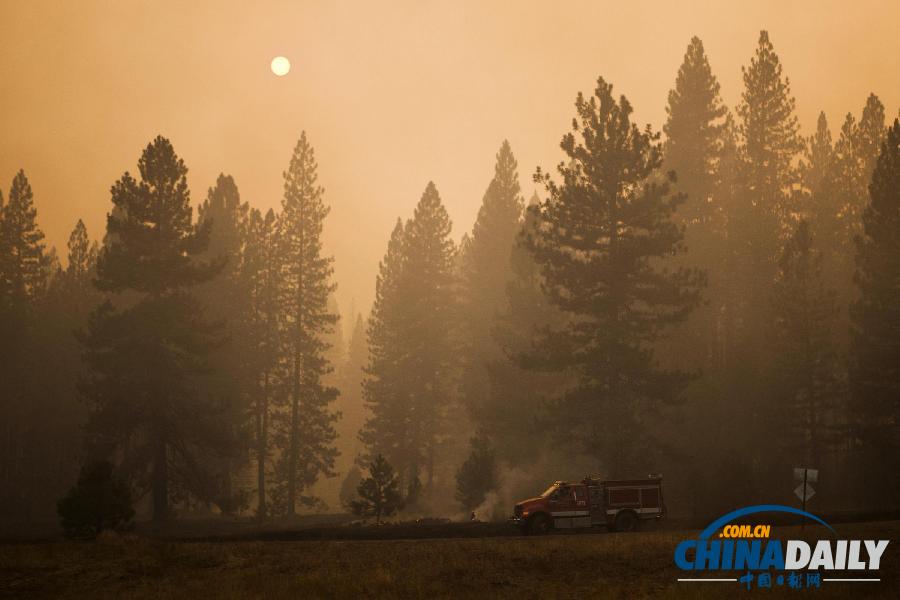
xmin=287 ymin=355 xmax=300 ymax=516
xmin=607 ymin=183 xmax=622 ymax=476
xmin=257 ymin=371 xmax=269 ymax=518
xmin=286 ymin=191 xmax=305 ymax=517
xmin=427 ymin=443 xmax=434 ymax=491
xmin=152 ymin=434 xmax=168 ymax=522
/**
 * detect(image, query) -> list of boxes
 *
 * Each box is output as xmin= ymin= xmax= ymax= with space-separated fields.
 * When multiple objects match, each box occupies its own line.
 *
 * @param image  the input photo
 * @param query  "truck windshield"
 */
xmin=540 ymin=484 xmax=559 ymax=498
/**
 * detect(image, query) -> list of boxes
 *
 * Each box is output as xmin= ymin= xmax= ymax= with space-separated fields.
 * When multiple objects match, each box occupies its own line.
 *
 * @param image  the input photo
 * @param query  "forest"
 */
xmin=1 ymin=30 xmax=899 ymax=530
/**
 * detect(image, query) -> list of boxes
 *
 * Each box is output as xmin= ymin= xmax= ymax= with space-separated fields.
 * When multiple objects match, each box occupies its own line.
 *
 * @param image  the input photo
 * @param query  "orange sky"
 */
xmin=2 ymin=0 xmax=898 ymax=322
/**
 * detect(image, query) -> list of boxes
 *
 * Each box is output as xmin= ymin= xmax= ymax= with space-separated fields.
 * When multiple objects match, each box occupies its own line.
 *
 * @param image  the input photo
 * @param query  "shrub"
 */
xmin=455 ymin=436 xmax=497 ymax=511
xmin=57 ymin=460 xmax=134 ymax=539
xmin=349 ymin=454 xmax=403 ymax=524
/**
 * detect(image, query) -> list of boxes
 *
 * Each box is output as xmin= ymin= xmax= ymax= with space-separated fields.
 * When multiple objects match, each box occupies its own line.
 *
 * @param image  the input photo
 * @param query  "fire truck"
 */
xmin=511 ymin=475 xmax=665 ymax=534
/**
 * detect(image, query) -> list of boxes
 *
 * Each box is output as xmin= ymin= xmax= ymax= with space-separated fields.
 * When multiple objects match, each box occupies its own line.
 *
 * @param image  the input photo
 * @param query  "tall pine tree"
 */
xmin=459 ymin=141 xmax=524 ymax=423
xmin=737 ymin=30 xmax=803 ymax=233
xmin=401 ymin=183 xmax=458 ymax=492
xmin=851 ymin=119 xmax=900 ymax=505
xmin=485 ymin=193 xmax=572 ymax=464
xmin=855 ymin=94 xmax=887 ymax=184
xmin=770 ymin=220 xmax=843 ymax=468
xmin=663 ymin=36 xmax=727 ymax=230
xmin=80 ymin=136 xmax=226 ymax=521
xmin=661 ymin=35 xmax=728 ymax=373
xmin=196 ymin=173 xmax=250 ymax=512
xmin=241 ymin=207 xmax=283 ymax=517
xmin=360 ymin=221 xmax=414 ymax=487
xmin=527 ymin=77 xmax=704 ymax=475
xmin=834 ymin=96 xmax=886 ymax=279
xmin=362 ymin=183 xmax=458 ymax=497
xmin=729 ymin=31 xmax=803 ymax=480
xmin=274 ymin=132 xmax=339 ymax=515
xmin=27 ymin=220 xmax=102 ymax=520
xmin=820 ymin=96 xmax=886 ymax=356
xmin=0 ymin=170 xmax=49 ymax=518
xmin=0 ymin=170 xmax=47 ymax=313
xmin=802 ymin=113 xmax=836 ymax=228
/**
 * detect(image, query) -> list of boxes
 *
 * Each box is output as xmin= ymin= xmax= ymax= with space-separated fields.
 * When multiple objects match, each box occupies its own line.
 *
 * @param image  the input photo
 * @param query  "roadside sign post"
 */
xmin=802 ymin=469 xmax=807 ymax=531
xmin=793 ymin=467 xmax=818 ymax=531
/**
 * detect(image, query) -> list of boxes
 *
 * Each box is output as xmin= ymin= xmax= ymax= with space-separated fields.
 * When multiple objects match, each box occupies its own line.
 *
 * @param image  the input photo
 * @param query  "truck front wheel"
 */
xmin=614 ymin=510 xmax=638 ymax=532
xmin=528 ymin=513 xmax=551 ymax=535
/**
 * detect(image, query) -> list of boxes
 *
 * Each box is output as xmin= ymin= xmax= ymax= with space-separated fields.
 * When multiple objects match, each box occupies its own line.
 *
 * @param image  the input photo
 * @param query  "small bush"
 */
xmin=455 ymin=436 xmax=497 ymax=511
xmin=57 ymin=460 xmax=134 ymax=539
xmin=349 ymin=454 xmax=403 ymax=524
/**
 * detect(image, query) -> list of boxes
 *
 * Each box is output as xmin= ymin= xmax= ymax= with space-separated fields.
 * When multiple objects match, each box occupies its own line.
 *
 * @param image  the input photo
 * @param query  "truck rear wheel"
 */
xmin=614 ymin=510 xmax=638 ymax=532
xmin=528 ymin=513 xmax=551 ymax=535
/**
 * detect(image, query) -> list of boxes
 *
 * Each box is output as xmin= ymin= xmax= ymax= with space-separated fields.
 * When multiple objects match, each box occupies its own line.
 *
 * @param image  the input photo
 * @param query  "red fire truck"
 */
xmin=511 ymin=476 xmax=665 ymax=534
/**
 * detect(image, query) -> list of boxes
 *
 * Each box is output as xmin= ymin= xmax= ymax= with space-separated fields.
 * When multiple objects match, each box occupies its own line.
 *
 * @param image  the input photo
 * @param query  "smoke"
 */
xmin=399 ymin=449 xmax=603 ymax=522
xmin=472 ymin=451 xmax=602 ymax=521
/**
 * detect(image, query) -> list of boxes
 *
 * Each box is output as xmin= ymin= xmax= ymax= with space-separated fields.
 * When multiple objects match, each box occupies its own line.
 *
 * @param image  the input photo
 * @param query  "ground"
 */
xmin=2 ymin=520 xmax=898 ymax=598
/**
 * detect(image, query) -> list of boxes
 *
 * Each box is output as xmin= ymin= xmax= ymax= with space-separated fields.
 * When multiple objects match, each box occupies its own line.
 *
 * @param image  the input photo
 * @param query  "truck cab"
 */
xmin=511 ymin=476 xmax=665 ymax=534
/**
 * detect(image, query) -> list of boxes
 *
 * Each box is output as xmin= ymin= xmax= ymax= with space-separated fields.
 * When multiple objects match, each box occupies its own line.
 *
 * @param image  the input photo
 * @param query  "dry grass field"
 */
xmin=2 ymin=520 xmax=898 ymax=599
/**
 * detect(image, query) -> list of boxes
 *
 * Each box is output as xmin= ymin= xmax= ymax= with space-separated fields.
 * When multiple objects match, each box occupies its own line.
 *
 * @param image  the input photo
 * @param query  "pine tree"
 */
xmin=833 ymin=112 xmax=860 ymax=212
xmin=459 ymin=141 xmax=524 ymax=422
xmin=801 ymin=113 xmax=845 ymax=291
xmin=57 ymin=460 xmax=134 ymax=539
xmin=361 ymin=183 xmax=458 ymax=495
xmin=770 ymin=220 xmax=843 ymax=467
xmin=196 ymin=173 xmax=250 ymax=513
xmin=65 ymin=220 xmax=97 ymax=283
xmin=80 ymin=136 xmax=226 ymax=522
xmin=0 ymin=170 xmax=48 ymax=312
xmin=454 ymin=436 xmax=497 ymax=512
xmin=0 ymin=170 xmax=49 ymax=517
xmin=672 ymin=114 xmax=755 ymax=518
xmin=663 ymin=36 xmax=727 ymax=228
xmin=241 ymin=207 xmax=283 ymax=517
xmin=833 ymin=95 xmax=886 ymax=269
xmin=397 ymin=182 xmax=457 ymax=490
xmin=825 ymin=112 xmax=863 ymax=308
xmin=28 ymin=220 xmax=102 ymax=520
xmin=360 ymin=220 xmax=413 ymax=483
xmin=485 ymin=193 xmax=572 ymax=464
xmin=54 ymin=219 xmax=101 ymax=324
xmin=821 ymin=96 xmax=887 ymax=356
xmin=461 ymin=141 xmax=524 ymax=315
xmin=527 ymin=77 xmax=704 ymax=475
xmin=275 ymin=132 xmax=339 ymax=515
xmin=728 ymin=32 xmax=803 ymax=480
xmin=349 ymin=454 xmax=402 ymax=524
xmin=802 ymin=113 xmax=836 ymax=223
xmin=737 ymin=31 xmax=803 ymax=233
xmin=661 ymin=36 xmax=728 ymax=373
xmin=851 ymin=119 xmax=900 ymax=504
xmin=855 ymin=94 xmax=887 ymax=183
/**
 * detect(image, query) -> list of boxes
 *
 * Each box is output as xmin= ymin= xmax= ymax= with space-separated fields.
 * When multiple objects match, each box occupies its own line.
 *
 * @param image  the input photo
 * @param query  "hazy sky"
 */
xmin=2 ymin=0 xmax=898 ymax=323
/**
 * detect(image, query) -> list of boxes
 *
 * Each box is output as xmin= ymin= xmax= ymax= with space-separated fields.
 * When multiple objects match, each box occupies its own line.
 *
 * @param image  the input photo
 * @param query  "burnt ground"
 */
xmin=2 ymin=519 xmax=899 ymax=598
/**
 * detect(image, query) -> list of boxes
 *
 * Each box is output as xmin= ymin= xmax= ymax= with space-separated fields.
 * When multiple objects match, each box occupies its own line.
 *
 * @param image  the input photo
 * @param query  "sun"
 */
xmin=270 ymin=56 xmax=291 ymax=77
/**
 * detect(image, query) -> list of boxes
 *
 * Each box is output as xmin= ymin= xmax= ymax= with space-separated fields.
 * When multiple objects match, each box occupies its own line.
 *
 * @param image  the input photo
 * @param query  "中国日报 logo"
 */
xmin=674 ymin=505 xmax=888 ymax=591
